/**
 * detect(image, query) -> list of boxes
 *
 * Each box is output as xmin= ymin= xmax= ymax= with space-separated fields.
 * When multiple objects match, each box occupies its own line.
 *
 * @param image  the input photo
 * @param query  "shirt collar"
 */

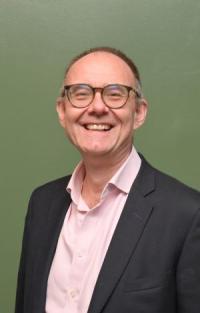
xmin=108 ymin=146 xmax=141 ymax=193
xmin=67 ymin=161 xmax=85 ymax=204
xmin=67 ymin=146 xmax=141 ymax=204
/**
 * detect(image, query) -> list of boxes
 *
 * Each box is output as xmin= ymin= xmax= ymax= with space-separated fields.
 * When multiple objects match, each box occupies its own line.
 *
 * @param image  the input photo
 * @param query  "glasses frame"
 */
xmin=63 ymin=83 xmax=141 ymax=109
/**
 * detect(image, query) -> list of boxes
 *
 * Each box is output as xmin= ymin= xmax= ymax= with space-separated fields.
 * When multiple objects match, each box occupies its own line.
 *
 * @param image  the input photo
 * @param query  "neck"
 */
xmin=81 ymin=147 xmax=132 ymax=207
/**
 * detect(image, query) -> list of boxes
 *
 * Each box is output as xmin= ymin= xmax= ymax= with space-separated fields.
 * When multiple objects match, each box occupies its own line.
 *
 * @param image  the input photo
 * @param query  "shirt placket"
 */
xmin=66 ymin=206 xmax=93 ymax=311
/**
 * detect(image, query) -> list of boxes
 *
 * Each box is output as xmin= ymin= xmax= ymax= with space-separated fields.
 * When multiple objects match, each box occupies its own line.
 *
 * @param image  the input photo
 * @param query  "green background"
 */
xmin=0 ymin=0 xmax=200 ymax=311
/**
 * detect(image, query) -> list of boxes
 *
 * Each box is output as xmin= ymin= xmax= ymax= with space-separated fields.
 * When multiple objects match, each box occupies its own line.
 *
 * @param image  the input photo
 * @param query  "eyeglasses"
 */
xmin=63 ymin=84 xmax=141 ymax=109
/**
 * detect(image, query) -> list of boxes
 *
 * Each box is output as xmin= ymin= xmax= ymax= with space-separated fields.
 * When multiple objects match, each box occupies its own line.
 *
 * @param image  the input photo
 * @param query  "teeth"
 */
xmin=85 ymin=124 xmax=111 ymax=131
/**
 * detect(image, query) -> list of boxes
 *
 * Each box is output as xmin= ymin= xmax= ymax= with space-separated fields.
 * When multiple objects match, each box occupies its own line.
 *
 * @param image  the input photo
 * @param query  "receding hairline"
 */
xmin=64 ymin=47 xmax=142 ymax=86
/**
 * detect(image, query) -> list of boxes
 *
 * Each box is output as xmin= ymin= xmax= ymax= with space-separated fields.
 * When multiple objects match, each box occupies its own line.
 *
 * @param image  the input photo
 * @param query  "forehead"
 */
xmin=65 ymin=52 xmax=136 ymax=86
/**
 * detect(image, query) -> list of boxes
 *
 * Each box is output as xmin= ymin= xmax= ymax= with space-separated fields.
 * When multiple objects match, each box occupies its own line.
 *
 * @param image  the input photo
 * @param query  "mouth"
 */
xmin=83 ymin=123 xmax=113 ymax=131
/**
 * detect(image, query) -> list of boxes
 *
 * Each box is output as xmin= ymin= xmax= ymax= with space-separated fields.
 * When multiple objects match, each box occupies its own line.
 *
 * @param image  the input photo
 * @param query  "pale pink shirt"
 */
xmin=46 ymin=147 xmax=141 ymax=313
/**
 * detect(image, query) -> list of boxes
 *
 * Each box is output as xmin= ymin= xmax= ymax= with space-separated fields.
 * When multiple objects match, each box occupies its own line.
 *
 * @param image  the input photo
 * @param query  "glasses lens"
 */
xmin=68 ymin=84 xmax=93 ymax=107
xmin=103 ymin=85 xmax=128 ymax=108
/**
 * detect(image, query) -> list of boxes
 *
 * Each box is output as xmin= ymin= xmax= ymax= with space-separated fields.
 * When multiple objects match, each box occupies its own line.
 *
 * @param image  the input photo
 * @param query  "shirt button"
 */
xmin=79 ymin=214 xmax=85 ymax=222
xmin=69 ymin=289 xmax=79 ymax=299
xmin=77 ymin=252 xmax=83 ymax=258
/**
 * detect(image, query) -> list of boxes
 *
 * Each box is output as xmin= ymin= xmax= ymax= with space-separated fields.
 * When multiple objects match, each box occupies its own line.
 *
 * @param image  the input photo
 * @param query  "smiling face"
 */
xmin=56 ymin=52 xmax=147 ymax=162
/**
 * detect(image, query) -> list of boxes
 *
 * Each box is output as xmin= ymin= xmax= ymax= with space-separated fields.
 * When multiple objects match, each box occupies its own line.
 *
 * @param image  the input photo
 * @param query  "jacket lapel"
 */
xmin=87 ymin=158 xmax=155 ymax=313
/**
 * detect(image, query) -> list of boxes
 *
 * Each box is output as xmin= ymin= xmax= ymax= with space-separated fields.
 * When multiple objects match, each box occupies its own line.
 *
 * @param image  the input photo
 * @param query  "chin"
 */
xmin=79 ymin=146 xmax=114 ymax=157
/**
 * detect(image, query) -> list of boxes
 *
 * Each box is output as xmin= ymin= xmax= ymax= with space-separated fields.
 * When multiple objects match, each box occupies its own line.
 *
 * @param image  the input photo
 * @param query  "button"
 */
xmin=77 ymin=213 xmax=85 ymax=223
xmin=77 ymin=252 xmax=83 ymax=258
xmin=69 ymin=289 xmax=79 ymax=299
xmin=78 ymin=217 xmax=84 ymax=224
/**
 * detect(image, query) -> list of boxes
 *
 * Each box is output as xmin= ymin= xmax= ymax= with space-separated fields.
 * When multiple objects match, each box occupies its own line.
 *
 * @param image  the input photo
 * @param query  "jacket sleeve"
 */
xmin=15 ymin=193 xmax=34 ymax=313
xmin=177 ymin=208 xmax=200 ymax=313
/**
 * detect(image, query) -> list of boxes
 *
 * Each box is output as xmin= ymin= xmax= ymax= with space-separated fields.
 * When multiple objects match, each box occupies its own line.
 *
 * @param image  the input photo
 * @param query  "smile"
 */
xmin=83 ymin=124 xmax=113 ymax=131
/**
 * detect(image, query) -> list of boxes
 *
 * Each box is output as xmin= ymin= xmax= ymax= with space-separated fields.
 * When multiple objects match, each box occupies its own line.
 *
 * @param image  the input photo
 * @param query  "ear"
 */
xmin=56 ymin=97 xmax=66 ymax=128
xmin=133 ymin=98 xmax=148 ymax=130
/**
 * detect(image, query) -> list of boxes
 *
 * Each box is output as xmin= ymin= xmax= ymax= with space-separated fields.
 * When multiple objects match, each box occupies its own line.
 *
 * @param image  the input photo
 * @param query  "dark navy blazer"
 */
xmin=15 ymin=156 xmax=200 ymax=313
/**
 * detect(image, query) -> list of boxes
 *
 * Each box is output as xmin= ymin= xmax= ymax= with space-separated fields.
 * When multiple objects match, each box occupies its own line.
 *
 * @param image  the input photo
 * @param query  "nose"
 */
xmin=87 ymin=91 xmax=109 ymax=115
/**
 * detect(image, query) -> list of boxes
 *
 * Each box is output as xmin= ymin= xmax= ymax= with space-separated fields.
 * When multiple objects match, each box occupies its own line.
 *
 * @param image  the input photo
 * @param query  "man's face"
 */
xmin=57 ymin=52 xmax=147 ymax=160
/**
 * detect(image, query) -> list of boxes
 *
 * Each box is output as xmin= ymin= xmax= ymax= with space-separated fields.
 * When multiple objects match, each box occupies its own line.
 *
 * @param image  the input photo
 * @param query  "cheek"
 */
xmin=64 ymin=122 xmax=78 ymax=145
xmin=63 ymin=112 xmax=82 ymax=140
xmin=120 ymin=111 xmax=135 ymax=131
xmin=62 ymin=114 xmax=75 ymax=138
xmin=63 ymin=108 xmax=77 ymax=128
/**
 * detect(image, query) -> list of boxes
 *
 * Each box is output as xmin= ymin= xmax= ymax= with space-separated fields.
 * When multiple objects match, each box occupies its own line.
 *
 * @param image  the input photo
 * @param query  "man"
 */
xmin=15 ymin=47 xmax=200 ymax=313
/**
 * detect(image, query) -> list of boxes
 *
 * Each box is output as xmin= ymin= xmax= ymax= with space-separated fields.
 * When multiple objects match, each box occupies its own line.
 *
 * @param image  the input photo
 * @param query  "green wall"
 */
xmin=1 ymin=0 xmax=200 ymax=311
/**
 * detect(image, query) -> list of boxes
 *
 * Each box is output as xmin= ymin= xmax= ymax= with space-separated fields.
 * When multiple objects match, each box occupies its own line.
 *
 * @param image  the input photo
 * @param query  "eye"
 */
xmin=70 ymin=86 xmax=91 ymax=99
xmin=105 ymin=86 xmax=126 ymax=99
xmin=109 ymin=91 xmax=122 ymax=97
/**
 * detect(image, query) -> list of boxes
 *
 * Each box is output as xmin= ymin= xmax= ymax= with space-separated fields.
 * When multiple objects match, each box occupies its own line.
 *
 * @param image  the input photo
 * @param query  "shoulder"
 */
xmin=29 ymin=175 xmax=71 ymax=205
xmin=141 ymin=154 xmax=199 ymax=195
xmin=138 ymin=155 xmax=200 ymax=219
xmin=154 ymin=165 xmax=200 ymax=204
xmin=24 ymin=175 xmax=72 ymax=223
